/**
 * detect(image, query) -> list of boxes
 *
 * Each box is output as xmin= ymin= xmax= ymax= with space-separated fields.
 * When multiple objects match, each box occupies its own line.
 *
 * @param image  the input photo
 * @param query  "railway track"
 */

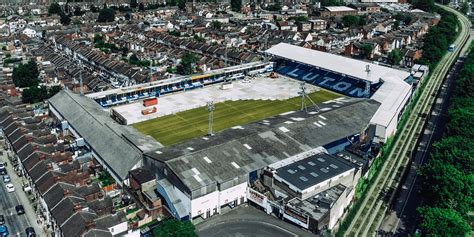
xmin=344 ymin=5 xmax=471 ymax=237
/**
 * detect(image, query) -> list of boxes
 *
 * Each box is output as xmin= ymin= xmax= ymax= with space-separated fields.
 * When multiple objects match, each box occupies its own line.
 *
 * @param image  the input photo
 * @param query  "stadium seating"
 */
xmin=276 ymin=62 xmax=375 ymax=98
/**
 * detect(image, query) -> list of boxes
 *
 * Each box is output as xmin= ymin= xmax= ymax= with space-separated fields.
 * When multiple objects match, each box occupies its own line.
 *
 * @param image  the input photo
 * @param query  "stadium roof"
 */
xmin=266 ymin=43 xmax=411 ymax=84
xmin=267 ymin=43 xmax=412 ymax=132
xmin=275 ymin=153 xmax=355 ymax=191
xmin=146 ymin=98 xmax=380 ymax=194
xmin=49 ymin=90 xmax=162 ymax=181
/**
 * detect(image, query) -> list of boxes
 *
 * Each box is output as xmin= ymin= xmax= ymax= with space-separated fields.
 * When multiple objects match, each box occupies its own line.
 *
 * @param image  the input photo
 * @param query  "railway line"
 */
xmin=343 ymin=5 xmax=471 ymax=237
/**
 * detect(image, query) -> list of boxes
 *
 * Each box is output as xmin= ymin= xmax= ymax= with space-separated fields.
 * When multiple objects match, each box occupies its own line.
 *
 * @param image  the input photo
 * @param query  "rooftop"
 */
xmin=146 ymin=98 xmax=380 ymax=194
xmin=275 ymin=153 xmax=355 ymax=191
xmin=49 ymin=90 xmax=162 ymax=181
xmin=266 ymin=43 xmax=411 ymax=84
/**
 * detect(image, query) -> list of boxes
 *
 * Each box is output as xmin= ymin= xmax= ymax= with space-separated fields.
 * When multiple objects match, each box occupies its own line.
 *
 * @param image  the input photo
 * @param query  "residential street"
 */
xmin=0 ymin=145 xmax=45 ymax=236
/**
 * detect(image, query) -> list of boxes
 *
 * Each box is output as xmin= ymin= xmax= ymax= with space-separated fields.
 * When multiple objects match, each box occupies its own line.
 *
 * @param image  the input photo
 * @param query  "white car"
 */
xmin=5 ymin=183 xmax=14 ymax=193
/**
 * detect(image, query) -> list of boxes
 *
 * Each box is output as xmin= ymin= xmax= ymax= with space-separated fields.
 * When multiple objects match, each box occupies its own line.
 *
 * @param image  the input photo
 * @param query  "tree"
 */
xmin=97 ymin=8 xmax=115 ymax=22
xmin=359 ymin=44 xmax=373 ymax=59
xmin=419 ymin=159 xmax=473 ymax=215
xmin=179 ymin=52 xmax=198 ymax=75
xmin=230 ymin=0 xmax=241 ymax=12
xmin=74 ymin=6 xmax=83 ymax=16
xmin=177 ymin=0 xmax=186 ymax=10
xmin=431 ymin=136 xmax=474 ymax=173
xmin=211 ymin=20 xmax=222 ymax=30
xmin=12 ymin=60 xmax=39 ymax=88
xmin=418 ymin=207 xmax=471 ymax=236
xmin=48 ymin=3 xmax=62 ymax=15
xmin=152 ymin=219 xmax=197 ymax=237
xmin=139 ymin=2 xmax=145 ymax=11
xmin=388 ymin=49 xmax=402 ymax=65
xmin=59 ymin=12 xmax=71 ymax=25
xmin=410 ymin=0 xmax=435 ymax=12
xmin=90 ymin=4 xmax=97 ymax=12
xmin=342 ymin=15 xmax=360 ymax=27
xmin=22 ymin=86 xmax=48 ymax=104
xmin=460 ymin=1 xmax=469 ymax=15
xmin=130 ymin=0 xmax=138 ymax=8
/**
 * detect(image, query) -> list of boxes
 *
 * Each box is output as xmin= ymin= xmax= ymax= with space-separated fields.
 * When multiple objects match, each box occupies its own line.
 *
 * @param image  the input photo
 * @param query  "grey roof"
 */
xmin=146 ymin=98 xmax=380 ymax=193
xmin=275 ymin=153 xmax=354 ymax=191
xmin=286 ymin=184 xmax=347 ymax=221
xmin=49 ymin=90 xmax=162 ymax=181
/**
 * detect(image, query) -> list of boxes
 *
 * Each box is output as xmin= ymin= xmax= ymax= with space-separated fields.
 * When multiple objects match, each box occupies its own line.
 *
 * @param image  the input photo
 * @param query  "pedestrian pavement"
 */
xmin=0 ymin=145 xmax=47 ymax=236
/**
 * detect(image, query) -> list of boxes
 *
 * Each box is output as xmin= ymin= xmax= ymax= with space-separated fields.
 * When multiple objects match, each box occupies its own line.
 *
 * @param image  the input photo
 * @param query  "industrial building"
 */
xmin=266 ymin=43 xmax=412 ymax=142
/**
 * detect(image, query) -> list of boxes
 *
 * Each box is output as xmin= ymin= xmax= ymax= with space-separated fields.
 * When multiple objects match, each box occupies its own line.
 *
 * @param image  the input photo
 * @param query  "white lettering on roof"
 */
xmin=203 ymin=156 xmax=212 ymax=163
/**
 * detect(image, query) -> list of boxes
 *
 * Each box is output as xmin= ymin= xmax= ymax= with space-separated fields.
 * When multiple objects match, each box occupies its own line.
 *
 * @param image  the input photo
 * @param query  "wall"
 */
xmin=190 ymin=190 xmax=219 ymax=219
xmin=219 ymin=182 xmax=247 ymax=206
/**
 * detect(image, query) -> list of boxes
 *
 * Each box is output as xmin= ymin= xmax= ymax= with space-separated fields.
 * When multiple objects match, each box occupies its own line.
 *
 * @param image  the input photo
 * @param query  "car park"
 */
xmin=5 ymin=183 xmax=14 ymax=193
xmin=15 ymin=205 xmax=24 ymax=215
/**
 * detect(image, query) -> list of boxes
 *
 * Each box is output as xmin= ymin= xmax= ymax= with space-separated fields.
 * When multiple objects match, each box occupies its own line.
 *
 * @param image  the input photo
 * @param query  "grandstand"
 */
xmin=86 ymin=62 xmax=274 ymax=107
xmin=266 ymin=43 xmax=412 ymax=142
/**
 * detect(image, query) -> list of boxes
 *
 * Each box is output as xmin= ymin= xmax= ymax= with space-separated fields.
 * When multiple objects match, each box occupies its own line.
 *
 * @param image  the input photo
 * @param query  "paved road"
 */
xmin=197 ymin=206 xmax=314 ymax=237
xmin=0 ymin=145 xmax=45 ymax=237
xmin=0 ymin=154 xmax=31 ymax=236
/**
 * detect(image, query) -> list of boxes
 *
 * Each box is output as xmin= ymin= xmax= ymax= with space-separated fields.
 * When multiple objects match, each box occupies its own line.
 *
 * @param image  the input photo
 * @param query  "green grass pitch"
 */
xmin=133 ymin=89 xmax=341 ymax=146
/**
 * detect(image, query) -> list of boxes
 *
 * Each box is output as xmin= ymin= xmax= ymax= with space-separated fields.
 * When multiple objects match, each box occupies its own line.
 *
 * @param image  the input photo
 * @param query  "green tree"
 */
xmin=388 ymin=49 xmax=402 ymax=65
xmin=211 ymin=20 xmax=222 ymax=30
xmin=90 ymin=4 xmax=97 ymax=12
xmin=418 ymin=207 xmax=471 ymax=236
xmin=74 ymin=6 xmax=83 ymax=16
xmin=342 ymin=15 xmax=360 ymax=27
xmin=230 ymin=0 xmax=241 ymax=12
xmin=359 ymin=44 xmax=373 ymax=59
xmin=59 ymin=12 xmax=71 ymax=25
xmin=419 ymin=159 xmax=473 ymax=215
xmin=153 ymin=219 xmax=197 ymax=237
xmin=130 ymin=0 xmax=138 ymax=8
xmin=139 ymin=2 xmax=145 ymax=11
xmin=12 ymin=60 xmax=39 ymax=88
xmin=460 ymin=1 xmax=469 ymax=15
xmin=97 ymin=8 xmax=115 ymax=22
xmin=431 ymin=136 xmax=474 ymax=173
xmin=177 ymin=0 xmax=186 ymax=9
xmin=179 ymin=52 xmax=198 ymax=75
xmin=48 ymin=3 xmax=62 ymax=15
xmin=410 ymin=0 xmax=435 ymax=12
xmin=447 ymin=106 xmax=474 ymax=138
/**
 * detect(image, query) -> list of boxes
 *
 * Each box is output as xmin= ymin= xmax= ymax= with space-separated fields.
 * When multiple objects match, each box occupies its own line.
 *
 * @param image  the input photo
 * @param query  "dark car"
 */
xmin=25 ymin=227 xmax=35 ymax=237
xmin=0 ymin=215 xmax=4 ymax=225
xmin=15 ymin=205 xmax=25 ymax=215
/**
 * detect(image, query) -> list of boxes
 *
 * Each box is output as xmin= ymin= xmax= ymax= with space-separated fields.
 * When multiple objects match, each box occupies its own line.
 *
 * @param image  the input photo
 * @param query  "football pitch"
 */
xmin=133 ymin=89 xmax=341 ymax=146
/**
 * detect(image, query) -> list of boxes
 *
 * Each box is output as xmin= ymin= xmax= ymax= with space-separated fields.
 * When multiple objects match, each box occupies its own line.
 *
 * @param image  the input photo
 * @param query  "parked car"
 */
xmin=0 ymin=225 xmax=8 ymax=236
xmin=0 ymin=215 xmax=4 ymax=225
xmin=2 ymin=175 xmax=10 ymax=183
xmin=5 ymin=183 xmax=14 ymax=193
xmin=15 ymin=205 xmax=24 ymax=215
xmin=25 ymin=227 xmax=35 ymax=237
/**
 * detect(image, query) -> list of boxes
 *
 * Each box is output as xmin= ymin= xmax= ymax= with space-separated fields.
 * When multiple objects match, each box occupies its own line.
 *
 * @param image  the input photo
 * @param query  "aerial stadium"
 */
xmin=48 ymin=43 xmax=413 ymax=229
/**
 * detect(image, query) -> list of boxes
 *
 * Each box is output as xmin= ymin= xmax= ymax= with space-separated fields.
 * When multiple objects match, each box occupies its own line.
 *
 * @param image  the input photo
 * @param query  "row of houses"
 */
xmin=0 ymin=95 xmax=131 ymax=237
